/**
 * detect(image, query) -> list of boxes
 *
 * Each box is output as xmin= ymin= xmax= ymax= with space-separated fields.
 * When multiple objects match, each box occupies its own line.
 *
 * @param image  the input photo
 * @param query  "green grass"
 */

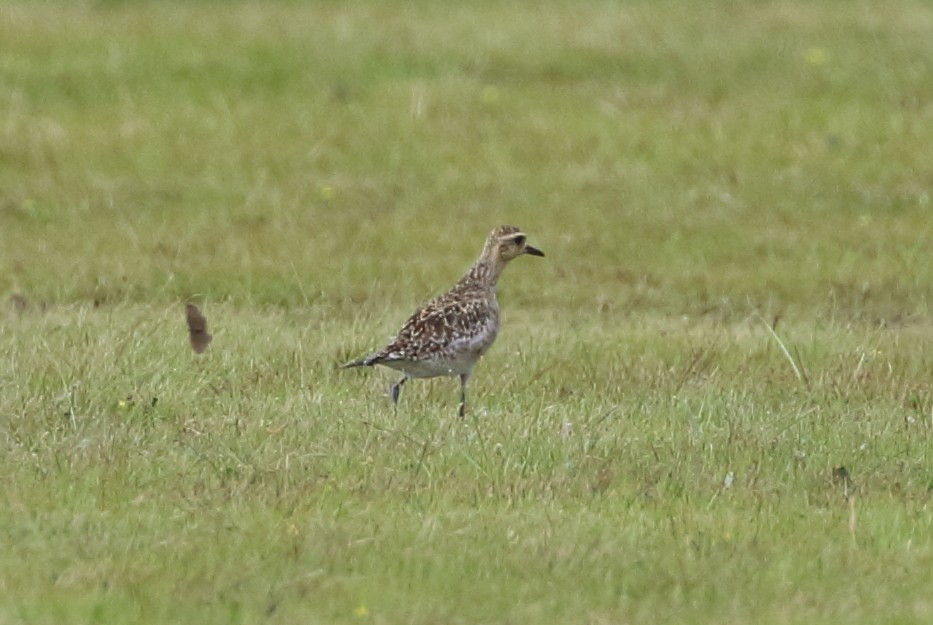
xmin=2 ymin=1 xmax=933 ymax=623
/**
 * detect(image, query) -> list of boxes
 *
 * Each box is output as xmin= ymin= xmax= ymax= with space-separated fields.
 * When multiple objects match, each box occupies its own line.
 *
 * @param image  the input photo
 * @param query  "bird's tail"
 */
xmin=342 ymin=355 xmax=374 ymax=369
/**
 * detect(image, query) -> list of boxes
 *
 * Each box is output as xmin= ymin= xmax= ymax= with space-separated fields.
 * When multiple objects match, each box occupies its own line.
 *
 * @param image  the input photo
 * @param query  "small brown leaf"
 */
xmin=185 ymin=303 xmax=212 ymax=354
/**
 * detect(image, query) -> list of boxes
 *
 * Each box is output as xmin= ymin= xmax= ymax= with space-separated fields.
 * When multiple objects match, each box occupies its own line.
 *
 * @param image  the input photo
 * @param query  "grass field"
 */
xmin=2 ymin=1 xmax=932 ymax=623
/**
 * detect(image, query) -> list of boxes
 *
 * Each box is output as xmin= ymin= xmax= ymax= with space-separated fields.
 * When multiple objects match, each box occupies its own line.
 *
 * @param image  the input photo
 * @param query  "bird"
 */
xmin=343 ymin=225 xmax=544 ymax=417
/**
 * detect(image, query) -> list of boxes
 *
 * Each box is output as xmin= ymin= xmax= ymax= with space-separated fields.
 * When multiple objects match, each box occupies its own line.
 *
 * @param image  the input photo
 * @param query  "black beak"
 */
xmin=524 ymin=245 xmax=545 ymax=257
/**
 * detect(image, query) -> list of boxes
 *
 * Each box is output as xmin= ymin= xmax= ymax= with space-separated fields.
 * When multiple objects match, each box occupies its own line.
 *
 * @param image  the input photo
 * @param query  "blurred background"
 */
xmin=2 ymin=1 xmax=931 ymax=323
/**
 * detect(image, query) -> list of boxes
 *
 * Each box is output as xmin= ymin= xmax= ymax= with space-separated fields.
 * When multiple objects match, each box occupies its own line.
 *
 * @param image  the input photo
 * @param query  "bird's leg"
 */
xmin=390 ymin=376 xmax=407 ymax=406
xmin=458 ymin=373 xmax=469 ymax=418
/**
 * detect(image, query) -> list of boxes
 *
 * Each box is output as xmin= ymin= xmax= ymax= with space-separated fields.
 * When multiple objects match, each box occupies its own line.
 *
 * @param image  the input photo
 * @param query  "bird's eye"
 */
xmin=513 ymin=235 xmax=526 ymax=246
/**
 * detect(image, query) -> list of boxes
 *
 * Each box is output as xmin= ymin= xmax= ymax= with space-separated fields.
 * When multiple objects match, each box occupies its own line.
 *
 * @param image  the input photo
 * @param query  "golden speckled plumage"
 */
xmin=344 ymin=225 xmax=544 ymax=417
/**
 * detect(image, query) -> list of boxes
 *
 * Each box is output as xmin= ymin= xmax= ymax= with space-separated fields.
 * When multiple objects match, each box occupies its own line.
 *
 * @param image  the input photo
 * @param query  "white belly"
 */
xmin=381 ymin=327 xmax=498 ymax=379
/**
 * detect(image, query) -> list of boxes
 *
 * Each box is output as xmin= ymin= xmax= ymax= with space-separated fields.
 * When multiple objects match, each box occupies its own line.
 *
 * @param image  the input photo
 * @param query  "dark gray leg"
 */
xmin=390 ymin=376 xmax=407 ymax=405
xmin=458 ymin=373 xmax=469 ymax=418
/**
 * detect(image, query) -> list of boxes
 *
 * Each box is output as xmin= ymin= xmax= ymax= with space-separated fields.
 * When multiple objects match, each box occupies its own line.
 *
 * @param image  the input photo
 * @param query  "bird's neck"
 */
xmin=459 ymin=258 xmax=505 ymax=291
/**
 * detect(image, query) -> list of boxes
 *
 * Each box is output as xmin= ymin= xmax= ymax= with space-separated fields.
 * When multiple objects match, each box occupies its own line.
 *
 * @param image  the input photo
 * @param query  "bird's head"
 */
xmin=486 ymin=225 xmax=545 ymax=263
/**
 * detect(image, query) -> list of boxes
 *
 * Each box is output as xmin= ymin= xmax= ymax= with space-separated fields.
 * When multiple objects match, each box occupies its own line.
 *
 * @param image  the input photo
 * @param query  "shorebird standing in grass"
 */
xmin=343 ymin=225 xmax=544 ymax=417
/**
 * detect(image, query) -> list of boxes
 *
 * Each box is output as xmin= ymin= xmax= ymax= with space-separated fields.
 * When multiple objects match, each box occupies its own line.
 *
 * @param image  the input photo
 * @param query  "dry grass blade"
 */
xmin=758 ymin=313 xmax=810 ymax=390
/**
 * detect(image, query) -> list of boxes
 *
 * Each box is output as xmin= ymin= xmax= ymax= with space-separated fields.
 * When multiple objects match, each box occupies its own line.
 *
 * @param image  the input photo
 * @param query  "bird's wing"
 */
xmin=372 ymin=294 xmax=496 ymax=364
